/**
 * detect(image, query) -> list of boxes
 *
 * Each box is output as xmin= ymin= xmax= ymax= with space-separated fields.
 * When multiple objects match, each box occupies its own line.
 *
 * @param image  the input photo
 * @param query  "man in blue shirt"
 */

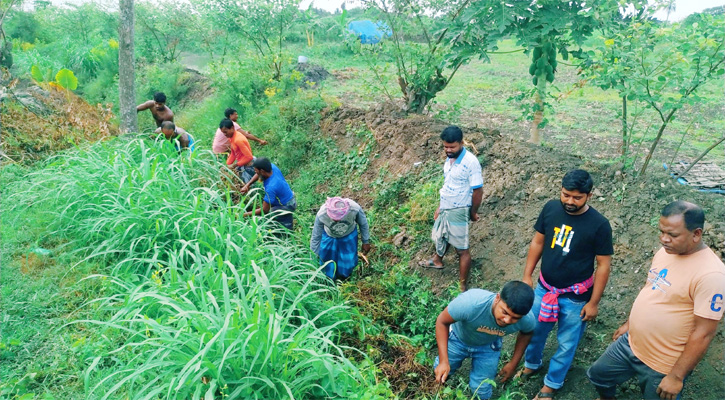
xmin=242 ymin=157 xmax=296 ymax=230
xmin=434 ymin=281 xmax=536 ymax=400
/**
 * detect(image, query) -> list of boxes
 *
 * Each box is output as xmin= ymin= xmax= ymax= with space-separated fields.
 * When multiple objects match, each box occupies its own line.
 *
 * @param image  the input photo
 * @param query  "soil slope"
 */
xmin=319 ymin=103 xmax=725 ymax=400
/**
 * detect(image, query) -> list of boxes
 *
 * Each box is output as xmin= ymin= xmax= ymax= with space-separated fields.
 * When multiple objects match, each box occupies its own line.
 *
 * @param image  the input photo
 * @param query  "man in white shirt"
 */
xmin=419 ymin=126 xmax=483 ymax=292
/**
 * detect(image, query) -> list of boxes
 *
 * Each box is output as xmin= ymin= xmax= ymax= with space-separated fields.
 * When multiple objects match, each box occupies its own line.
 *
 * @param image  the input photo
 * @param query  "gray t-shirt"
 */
xmin=448 ymin=289 xmax=536 ymax=347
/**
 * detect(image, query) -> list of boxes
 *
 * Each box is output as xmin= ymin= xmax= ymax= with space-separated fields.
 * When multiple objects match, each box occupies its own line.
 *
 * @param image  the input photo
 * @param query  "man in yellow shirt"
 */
xmin=587 ymin=201 xmax=725 ymax=400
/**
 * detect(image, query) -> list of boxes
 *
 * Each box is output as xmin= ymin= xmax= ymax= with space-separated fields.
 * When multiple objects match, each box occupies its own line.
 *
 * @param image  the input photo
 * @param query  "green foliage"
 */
xmin=8 ymin=138 xmax=368 ymax=398
xmin=54 ymin=68 xmax=78 ymax=90
xmin=382 ymin=265 xmax=451 ymax=348
xmin=201 ymin=0 xmax=302 ymax=80
xmin=358 ymin=0 xmax=506 ymax=113
xmin=135 ymin=1 xmax=190 ymax=63
xmin=581 ymin=12 xmax=725 ymax=174
xmin=30 ymin=64 xmax=44 ymax=82
xmin=136 ymin=63 xmax=191 ymax=108
xmin=492 ymin=0 xmax=628 ymax=143
xmin=4 ymin=10 xmax=39 ymax=43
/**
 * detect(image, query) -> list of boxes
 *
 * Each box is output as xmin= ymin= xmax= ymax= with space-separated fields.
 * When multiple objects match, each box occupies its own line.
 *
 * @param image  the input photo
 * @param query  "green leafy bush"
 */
xmin=136 ymin=62 xmax=191 ymax=107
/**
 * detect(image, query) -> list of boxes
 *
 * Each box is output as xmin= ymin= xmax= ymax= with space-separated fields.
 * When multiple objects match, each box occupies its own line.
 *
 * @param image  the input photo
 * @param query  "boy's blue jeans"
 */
xmin=524 ymin=284 xmax=587 ymax=390
xmin=434 ymin=331 xmax=502 ymax=400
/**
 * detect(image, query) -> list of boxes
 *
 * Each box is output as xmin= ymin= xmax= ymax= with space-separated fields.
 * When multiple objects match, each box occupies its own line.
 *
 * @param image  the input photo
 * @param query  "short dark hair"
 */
xmin=500 ymin=281 xmax=535 ymax=315
xmin=219 ymin=118 xmax=234 ymax=129
xmin=561 ymin=169 xmax=594 ymax=194
xmin=224 ymin=108 xmax=237 ymax=118
xmin=161 ymin=121 xmax=175 ymax=131
xmin=661 ymin=201 xmax=705 ymax=231
xmin=153 ymin=92 xmax=167 ymax=103
xmin=440 ymin=126 xmax=463 ymax=143
xmin=253 ymin=157 xmax=272 ymax=173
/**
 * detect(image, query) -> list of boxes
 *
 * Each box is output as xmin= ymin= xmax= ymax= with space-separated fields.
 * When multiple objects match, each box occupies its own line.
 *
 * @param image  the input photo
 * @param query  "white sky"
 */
xmin=300 ymin=0 xmax=724 ymax=20
xmin=43 ymin=0 xmax=725 ymax=21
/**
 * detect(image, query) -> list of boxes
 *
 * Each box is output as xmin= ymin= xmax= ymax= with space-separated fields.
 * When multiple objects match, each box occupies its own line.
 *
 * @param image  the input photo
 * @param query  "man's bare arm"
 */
xmin=434 ymin=308 xmax=456 ymax=384
xmin=581 ymin=254 xmax=612 ymax=321
xmin=238 ymin=129 xmax=267 ymax=144
xmin=179 ymin=135 xmax=190 ymax=149
xmin=657 ymin=316 xmax=720 ymax=399
xmin=470 ymin=187 xmax=483 ymax=221
xmin=136 ymin=100 xmax=153 ymax=112
xmin=243 ymin=199 xmax=270 ymax=217
xmin=498 ymin=331 xmax=533 ymax=382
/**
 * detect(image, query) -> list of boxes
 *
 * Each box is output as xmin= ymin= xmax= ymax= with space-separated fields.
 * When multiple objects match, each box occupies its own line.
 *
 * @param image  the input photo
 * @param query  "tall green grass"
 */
xmin=8 ymin=138 xmax=367 ymax=399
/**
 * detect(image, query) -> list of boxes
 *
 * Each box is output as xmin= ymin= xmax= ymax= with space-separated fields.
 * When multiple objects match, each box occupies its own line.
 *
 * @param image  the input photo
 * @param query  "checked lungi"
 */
xmin=432 ymin=207 xmax=470 ymax=256
xmin=320 ymin=229 xmax=359 ymax=280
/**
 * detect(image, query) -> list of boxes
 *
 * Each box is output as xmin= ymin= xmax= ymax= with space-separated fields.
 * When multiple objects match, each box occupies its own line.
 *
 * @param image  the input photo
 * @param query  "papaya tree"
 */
xmin=582 ymin=12 xmax=725 ymax=175
xmin=497 ymin=0 xmax=627 ymax=144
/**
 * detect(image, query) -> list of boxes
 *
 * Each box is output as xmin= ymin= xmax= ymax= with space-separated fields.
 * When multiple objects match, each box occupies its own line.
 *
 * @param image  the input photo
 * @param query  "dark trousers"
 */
xmin=587 ymin=333 xmax=683 ymax=400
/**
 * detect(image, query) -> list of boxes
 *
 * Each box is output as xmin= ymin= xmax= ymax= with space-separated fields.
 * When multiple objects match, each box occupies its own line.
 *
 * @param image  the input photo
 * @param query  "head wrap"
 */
xmin=325 ymin=197 xmax=350 ymax=221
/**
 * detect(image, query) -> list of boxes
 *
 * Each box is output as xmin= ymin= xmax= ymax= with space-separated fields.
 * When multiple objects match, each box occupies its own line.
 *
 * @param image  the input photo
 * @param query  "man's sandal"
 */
xmin=532 ymin=391 xmax=555 ymax=400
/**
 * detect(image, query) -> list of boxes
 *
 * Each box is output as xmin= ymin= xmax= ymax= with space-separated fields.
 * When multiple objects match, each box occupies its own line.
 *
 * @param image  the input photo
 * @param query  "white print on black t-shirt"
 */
xmin=551 ymin=224 xmax=575 ymax=256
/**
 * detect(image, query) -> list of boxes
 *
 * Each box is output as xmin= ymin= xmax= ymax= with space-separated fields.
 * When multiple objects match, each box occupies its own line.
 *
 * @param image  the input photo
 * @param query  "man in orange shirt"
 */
xmin=587 ymin=201 xmax=725 ymax=400
xmin=213 ymin=108 xmax=268 ymax=154
xmin=220 ymin=119 xmax=255 ymax=183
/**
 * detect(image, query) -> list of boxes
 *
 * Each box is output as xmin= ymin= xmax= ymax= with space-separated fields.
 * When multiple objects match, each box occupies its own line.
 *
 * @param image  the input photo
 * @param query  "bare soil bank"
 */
xmin=320 ymin=103 xmax=725 ymax=400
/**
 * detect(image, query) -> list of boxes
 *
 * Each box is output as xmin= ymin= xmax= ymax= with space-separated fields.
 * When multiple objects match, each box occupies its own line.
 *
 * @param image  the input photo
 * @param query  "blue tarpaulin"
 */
xmin=348 ymin=20 xmax=390 ymax=44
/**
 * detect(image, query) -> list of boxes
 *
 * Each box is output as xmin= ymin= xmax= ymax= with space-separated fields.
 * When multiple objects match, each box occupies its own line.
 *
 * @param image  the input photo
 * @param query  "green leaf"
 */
xmin=31 ymin=65 xmax=44 ymax=82
xmin=55 ymin=69 xmax=78 ymax=91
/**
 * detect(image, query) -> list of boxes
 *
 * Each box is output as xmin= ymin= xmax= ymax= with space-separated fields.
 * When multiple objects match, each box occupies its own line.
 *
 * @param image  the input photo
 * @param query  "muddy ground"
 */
xmin=319 ymin=103 xmax=725 ymax=399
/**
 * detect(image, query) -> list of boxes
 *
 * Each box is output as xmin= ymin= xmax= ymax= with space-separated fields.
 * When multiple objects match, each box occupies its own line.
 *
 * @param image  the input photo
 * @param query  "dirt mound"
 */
xmin=318 ymin=103 xmax=725 ymax=400
xmin=295 ymin=63 xmax=330 ymax=86
xmin=319 ymin=102 xmax=499 ymax=208
xmin=1 ymin=79 xmax=118 ymax=163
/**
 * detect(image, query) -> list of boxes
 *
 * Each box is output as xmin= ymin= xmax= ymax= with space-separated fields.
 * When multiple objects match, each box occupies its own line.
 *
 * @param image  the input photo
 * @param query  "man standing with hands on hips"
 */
xmin=419 ymin=125 xmax=483 ymax=292
xmin=520 ymin=169 xmax=613 ymax=400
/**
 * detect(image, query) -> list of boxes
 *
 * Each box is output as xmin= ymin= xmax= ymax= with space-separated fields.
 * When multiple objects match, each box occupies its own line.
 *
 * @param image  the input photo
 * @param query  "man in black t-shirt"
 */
xmin=519 ymin=169 xmax=614 ymax=400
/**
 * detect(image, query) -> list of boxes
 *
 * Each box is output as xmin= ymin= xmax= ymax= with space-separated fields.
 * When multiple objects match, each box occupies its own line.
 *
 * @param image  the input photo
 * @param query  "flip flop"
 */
xmin=532 ymin=391 xmax=555 ymax=399
xmin=418 ymin=259 xmax=444 ymax=269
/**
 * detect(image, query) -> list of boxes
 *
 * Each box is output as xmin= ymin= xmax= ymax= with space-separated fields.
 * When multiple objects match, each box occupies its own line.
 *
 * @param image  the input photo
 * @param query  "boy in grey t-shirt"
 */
xmin=434 ymin=281 xmax=536 ymax=400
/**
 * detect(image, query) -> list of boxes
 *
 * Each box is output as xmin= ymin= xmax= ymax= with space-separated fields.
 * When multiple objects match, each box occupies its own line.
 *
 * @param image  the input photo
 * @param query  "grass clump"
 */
xmin=8 ymin=137 xmax=373 ymax=399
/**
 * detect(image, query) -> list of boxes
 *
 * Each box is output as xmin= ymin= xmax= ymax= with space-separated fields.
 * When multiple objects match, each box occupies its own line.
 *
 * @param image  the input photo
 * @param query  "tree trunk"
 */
xmin=403 ymin=70 xmax=447 ymax=114
xmin=529 ymin=75 xmax=547 ymax=145
xmin=118 ymin=0 xmax=137 ymax=134
xmin=639 ymin=109 xmax=676 ymax=176
xmin=621 ymin=93 xmax=627 ymax=156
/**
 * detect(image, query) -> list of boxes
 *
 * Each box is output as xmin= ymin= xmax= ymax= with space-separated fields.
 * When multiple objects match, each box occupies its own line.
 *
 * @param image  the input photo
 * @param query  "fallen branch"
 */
xmin=678 ymin=135 xmax=725 ymax=178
